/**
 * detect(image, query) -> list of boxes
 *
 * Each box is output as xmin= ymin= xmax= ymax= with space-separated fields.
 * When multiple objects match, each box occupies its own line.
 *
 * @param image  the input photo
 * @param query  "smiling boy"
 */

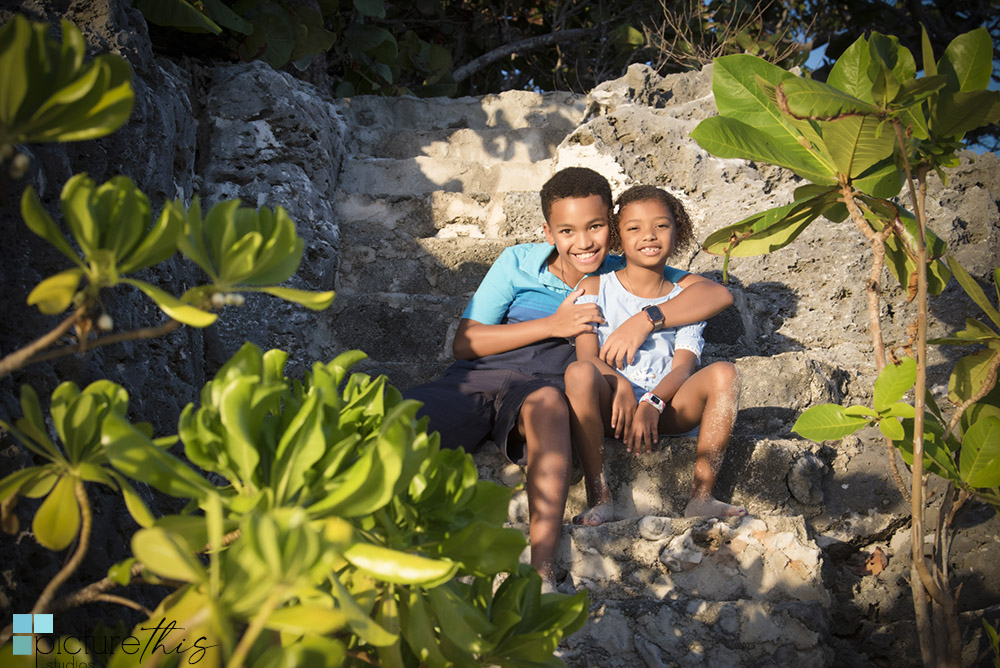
xmin=404 ymin=167 xmax=732 ymax=584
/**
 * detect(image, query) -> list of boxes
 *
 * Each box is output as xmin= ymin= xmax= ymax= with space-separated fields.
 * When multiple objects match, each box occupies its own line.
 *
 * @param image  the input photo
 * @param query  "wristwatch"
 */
xmin=642 ymin=304 xmax=665 ymax=330
xmin=639 ymin=392 xmax=665 ymax=413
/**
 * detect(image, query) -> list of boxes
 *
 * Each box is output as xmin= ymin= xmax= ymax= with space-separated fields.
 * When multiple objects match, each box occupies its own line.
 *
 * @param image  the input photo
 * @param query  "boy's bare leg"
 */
xmin=659 ymin=362 xmax=746 ymax=518
xmin=517 ymin=386 xmax=573 ymax=581
xmin=563 ymin=361 xmax=614 ymax=526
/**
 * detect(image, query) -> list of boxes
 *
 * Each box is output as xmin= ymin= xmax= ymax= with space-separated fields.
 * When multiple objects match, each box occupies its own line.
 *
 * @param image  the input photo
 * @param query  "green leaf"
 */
xmin=264 ymin=606 xmax=349 ymax=634
xmin=886 ymin=403 xmax=916 ymax=419
xmin=960 ymin=416 xmax=1000 ymax=487
xmin=844 ymin=405 xmax=879 ymax=418
xmin=201 ymin=0 xmax=254 ymax=34
xmin=701 ymin=190 xmax=837 ymax=257
xmin=822 ymin=115 xmax=896 ymax=179
xmin=251 ymin=286 xmax=335 ymax=310
xmin=792 ymin=404 xmax=871 ymax=442
xmin=344 ymin=543 xmax=459 ymax=587
xmin=932 ymin=89 xmax=1000 ymax=139
xmin=874 ymin=357 xmax=917 ymax=411
xmin=0 ymin=466 xmax=46 ymax=503
xmin=27 ymin=268 xmax=84 ymax=314
xmin=354 ymin=0 xmax=387 ymax=18
xmin=121 ymin=278 xmax=217 ymax=327
xmin=107 ymin=557 xmax=137 ymax=586
xmin=328 ymin=572 xmax=398 ymax=647
xmin=879 ymin=417 xmax=905 ymax=441
xmin=949 ymin=349 xmax=1000 ymax=405
xmin=400 ymin=588 xmax=450 ymax=667
xmin=827 ymin=35 xmax=875 ymax=102
xmin=21 ymin=186 xmax=83 ymax=267
xmin=133 ymin=0 xmax=223 ymax=34
xmin=132 ymin=526 xmax=206 ymax=582
xmin=946 ymin=257 xmax=1000 ymax=329
xmin=691 ymin=115 xmax=836 ymax=185
xmin=33 ymin=474 xmax=80 ymax=550
xmin=776 ymin=77 xmax=882 ymax=120
xmin=939 ymin=27 xmax=994 ymax=92
xmin=111 ymin=473 xmax=155 ymax=528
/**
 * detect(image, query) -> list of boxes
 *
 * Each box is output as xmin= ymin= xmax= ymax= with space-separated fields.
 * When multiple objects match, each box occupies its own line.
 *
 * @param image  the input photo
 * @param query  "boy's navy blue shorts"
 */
xmin=403 ymin=367 xmax=564 ymax=465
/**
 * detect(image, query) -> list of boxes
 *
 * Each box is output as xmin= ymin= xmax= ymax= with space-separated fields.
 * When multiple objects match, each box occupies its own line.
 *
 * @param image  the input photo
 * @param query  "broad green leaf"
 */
xmin=427 ymin=583 xmax=495 ymax=654
xmin=939 ymin=27 xmax=993 ymax=92
xmin=201 ymin=0 xmax=253 ymax=34
xmin=27 ymin=268 xmax=84 ymax=314
xmin=118 ymin=202 xmax=182 ymax=274
xmin=132 ymin=526 xmax=206 ymax=582
xmin=112 ymin=473 xmax=155 ymax=528
xmin=931 ymin=89 xmax=1000 ymax=139
xmin=218 ymin=377 xmax=261 ymax=487
xmin=792 ymin=404 xmax=871 ymax=442
xmin=844 ymin=405 xmax=878 ymax=418
xmin=879 ymin=417 xmax=905 ymax=441
xmin=929 ymin=318 xmax=1000 ymax=346
xmin=329 ymin=572 xmax=398 ymax=647
xmin=920 ymin=26 xmax=937 ymax=78
xmin=874 ymin=357 xmax=917 ymax=411
xmin=400 ymin=589 xmax=449 ymax=667
xmin=959 ymin=416 xmax=1000 ymax=487
xmin=701 ymin=190 xmax=836 ymax=257
xmin=821 ymin=114 xmax=895 ymax=178
xmin=776 ymin=77 xmax=882 ymax=119
xmin=886 ymin=403 xmax=916 ymax=419
xmin=252 ymin=286 xmax=335 ymax=310
xmin=435 ymin=522 xmax=526 ymax=576
xmin=690 ymin=115 xmax=836 ymax=185
xmin=851 ymin=157 xmax=902 ymax=199
xmin=947 ymin=257 xmax=1000 ymax=328
xmin=121 ymin=278 xmax=217 ymax=327
xmin=0 ymin=466 xmax=46 ymax=503
xmin=344 ymin=543 xmax=459 ymax=587
xmin=33 ymin=474 xmax=79 ymax=550
xmin=827 ymin=35 xmax=875 ymax=102
xmin=107 ymin=557 xmax=137 ymax=586
xmin=949 ymin=349 xmax=1000 ymax=405
xmin=15 ymin=384 xmax=61 ymax=460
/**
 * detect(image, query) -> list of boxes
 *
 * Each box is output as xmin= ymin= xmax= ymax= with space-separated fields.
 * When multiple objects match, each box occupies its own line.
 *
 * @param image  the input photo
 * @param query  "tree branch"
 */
xmin=453 ymin=28 xmax=598 ymax=83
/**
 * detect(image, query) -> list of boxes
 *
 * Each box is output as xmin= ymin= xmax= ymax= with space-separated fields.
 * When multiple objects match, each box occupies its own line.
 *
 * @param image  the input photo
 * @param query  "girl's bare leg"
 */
xmin=659 ymin=362 xmax=746 ymax=518
xmin=563 ymin=361 xmax=614 ymax=526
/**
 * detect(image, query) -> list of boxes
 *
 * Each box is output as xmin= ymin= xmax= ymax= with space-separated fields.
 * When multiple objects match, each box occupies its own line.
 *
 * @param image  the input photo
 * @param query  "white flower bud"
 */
xmin=226 ymin=293 xmax=245 ymax=307
xmin=97 ymin=314 xmax=114 ymax=331
xmin=211 ymin=292 xmax=226 ymax=308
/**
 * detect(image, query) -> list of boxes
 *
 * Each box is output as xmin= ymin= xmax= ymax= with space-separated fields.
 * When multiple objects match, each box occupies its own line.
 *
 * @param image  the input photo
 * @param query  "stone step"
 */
xmin=337 ymin=90 xmax=586 ymax=135
xmin=337 ymin=156 xmax=555 ymax=195
xmin=334 ymin=190 xmax=544 ymax=240
xmin=346 ymin=126 xmax=573 ymax=164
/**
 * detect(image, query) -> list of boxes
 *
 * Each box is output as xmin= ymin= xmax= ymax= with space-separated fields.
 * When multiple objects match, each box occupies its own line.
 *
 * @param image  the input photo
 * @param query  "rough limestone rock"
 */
xmin=1 ymin=3 xmax=999 ymax=665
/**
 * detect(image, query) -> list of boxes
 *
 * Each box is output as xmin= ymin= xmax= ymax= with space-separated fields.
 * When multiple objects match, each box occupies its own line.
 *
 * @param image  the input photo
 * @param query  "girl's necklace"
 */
xmin=621 ymin=266 xmax=663 ymax=299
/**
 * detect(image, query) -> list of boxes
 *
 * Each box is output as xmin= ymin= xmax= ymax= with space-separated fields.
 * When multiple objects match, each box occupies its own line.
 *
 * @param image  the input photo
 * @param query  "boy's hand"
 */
xmin=548 ymin=288 xmax=604 ymax=338
xmin=611 ymin=383 xmax=637 ymax=439
xmin=626 ymin=402 xmax=660 ymax=455
xmin=600 ymin=311 xmax=653 ymax=368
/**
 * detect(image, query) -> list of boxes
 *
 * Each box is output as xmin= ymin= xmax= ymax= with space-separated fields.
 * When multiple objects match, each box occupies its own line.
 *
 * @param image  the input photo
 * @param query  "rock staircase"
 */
xmin=331 ymin=88 xmax=838 ymax=667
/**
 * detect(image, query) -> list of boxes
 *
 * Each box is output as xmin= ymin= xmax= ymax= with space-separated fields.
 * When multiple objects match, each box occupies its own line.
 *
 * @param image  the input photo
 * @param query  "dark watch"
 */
xmin=642 ymin=304 xmax=665 ymax=330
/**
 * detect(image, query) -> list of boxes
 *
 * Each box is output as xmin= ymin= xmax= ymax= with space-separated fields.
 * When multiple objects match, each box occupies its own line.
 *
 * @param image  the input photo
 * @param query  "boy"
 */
xmin=404 ymin=167 xmax=732 ymax=583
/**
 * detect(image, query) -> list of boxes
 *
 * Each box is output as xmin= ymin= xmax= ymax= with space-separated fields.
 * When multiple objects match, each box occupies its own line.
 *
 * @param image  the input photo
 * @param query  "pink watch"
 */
xmin=639 ymin=392 xmax=665 ymax=413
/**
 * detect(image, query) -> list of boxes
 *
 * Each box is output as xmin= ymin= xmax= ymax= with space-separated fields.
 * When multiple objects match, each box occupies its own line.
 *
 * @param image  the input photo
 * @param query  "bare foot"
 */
xmin=684 ymin=496 xmax=747 ymax=518
xmin=572 ymin=500 xmax=614 ymax=526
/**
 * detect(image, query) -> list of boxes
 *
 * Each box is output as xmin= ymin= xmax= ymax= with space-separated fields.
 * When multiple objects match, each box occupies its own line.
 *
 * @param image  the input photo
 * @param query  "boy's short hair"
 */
xmin=540 ymin=167 xmax=613 ymax=222
xmin=611 ymin=185 xmax=693 ymax=253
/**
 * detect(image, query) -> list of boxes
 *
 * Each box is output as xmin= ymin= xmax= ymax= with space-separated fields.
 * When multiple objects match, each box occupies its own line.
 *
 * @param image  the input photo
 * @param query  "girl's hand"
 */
xmin=600 ymin=311 xmax=652 ymax=368
xmin=611 ymin=384 xmax=637 ymax=439
xmin=626 ymin=403 xmax=660 ymax=455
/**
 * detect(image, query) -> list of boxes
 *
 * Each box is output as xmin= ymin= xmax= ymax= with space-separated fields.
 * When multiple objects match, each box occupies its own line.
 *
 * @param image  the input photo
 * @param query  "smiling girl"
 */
xmin=566 ymin=185 xmax=746 ymax=525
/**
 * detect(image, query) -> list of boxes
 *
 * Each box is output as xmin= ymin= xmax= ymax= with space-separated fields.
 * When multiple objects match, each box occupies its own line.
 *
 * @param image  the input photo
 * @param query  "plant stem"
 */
xmin=51 ymin=561 xmax=145 ymax=613
xmin=0 ymin=306 xmax=84 ymax=378
xmin=24 ymin=319 xmax=182 ymax=366
xmin=226 ymin=586 xmax=285 ymax=668
xmin=943 ymin=352 xmax=1000 ymax=440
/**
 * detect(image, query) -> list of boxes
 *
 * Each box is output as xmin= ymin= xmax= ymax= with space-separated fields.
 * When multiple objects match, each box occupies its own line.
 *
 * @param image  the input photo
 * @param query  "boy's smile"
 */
xmin=543 ymin=194 xmax=610 ymax=286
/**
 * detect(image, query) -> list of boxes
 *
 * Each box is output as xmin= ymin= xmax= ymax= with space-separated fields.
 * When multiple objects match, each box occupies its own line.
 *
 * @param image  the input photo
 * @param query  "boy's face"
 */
xmin=542 ymin=194 xmax=611 ymax=285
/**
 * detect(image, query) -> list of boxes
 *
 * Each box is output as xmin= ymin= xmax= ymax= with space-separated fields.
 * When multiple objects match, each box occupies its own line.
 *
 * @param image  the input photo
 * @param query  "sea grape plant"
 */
xmin=0 ymin=15 xmax=134 ymax=146
xmin=692 ymin=25 xmax=1000 ymax=668
xmin=0 ymin=345 xmax=589 ymax=666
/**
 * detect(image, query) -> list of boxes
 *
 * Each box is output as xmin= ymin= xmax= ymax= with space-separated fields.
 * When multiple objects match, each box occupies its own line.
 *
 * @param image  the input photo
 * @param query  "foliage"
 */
xmin=1 ymin=345 xmax=589 ymax=666
xmin=0 ymin=15 xmax=134 ymax=145
xmin=692 ymin=23 xmax=1000 ymax=667
xmin=0 ymin=13 xmax=587 ymax=667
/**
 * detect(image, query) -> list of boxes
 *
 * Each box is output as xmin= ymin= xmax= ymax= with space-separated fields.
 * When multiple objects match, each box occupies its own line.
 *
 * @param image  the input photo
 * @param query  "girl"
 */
xmin=566 ymin=185 xmax=746 ymax=525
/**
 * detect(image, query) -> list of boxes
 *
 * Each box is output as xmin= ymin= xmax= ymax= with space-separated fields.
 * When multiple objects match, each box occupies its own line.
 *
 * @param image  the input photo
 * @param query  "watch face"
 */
xmin=645 ymin=305 xmax=664 ymax=323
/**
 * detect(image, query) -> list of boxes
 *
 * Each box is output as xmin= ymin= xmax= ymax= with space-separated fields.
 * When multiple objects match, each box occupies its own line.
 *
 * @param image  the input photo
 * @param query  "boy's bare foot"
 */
xmin=684 ymin=496 xmax=747 ymax=518
xmin=572 ymin=500 xmax=614 ymax=526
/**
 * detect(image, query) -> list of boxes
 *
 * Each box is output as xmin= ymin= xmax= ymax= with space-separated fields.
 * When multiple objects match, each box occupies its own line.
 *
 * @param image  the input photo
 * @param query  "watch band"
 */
xmin=639 ymin=392 xmax=665 ymax=413
xmin=643 ymin=304 xmax=665 ymax=330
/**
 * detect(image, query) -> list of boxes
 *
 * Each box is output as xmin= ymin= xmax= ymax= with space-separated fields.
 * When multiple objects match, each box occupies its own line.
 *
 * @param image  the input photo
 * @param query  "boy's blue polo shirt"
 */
xmin=462 ymin=242 xmax=687 ymax=326
xmin=450 ymin=242 xmax=688 ymax=382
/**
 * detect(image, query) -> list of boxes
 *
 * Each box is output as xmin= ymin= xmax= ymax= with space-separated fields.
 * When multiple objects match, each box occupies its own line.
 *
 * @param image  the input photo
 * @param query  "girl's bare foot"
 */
xmin=572 ymin=500 xmax=614 ymax=526
xmin=684 ymin=496 xmax=747 ymax=518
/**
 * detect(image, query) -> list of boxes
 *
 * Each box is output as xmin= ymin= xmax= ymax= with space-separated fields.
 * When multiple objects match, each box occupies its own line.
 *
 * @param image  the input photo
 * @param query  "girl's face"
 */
xmin=616 ymin=198 xmax=676 ymax=267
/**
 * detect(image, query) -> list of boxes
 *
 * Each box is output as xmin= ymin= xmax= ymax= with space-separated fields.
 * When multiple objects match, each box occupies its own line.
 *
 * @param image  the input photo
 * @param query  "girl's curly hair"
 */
xmin=610 ymin=185 xmax=693 ymax=253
